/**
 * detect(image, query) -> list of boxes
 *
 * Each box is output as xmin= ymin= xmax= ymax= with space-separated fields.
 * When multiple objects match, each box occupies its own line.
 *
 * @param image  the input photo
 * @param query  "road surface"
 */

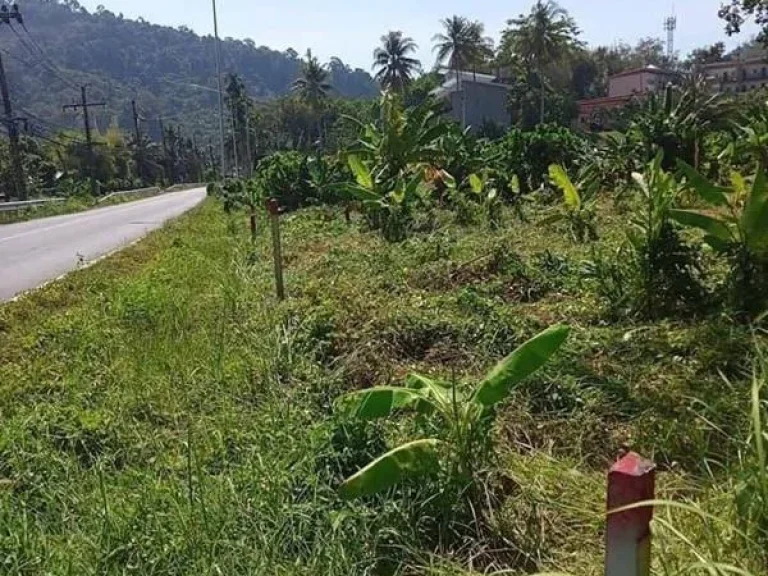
xmin=0 ymin=187 xmax=207 ymax=301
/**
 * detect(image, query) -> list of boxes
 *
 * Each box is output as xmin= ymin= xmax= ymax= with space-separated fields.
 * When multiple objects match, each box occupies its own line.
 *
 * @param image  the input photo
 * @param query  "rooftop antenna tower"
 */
xmin=664 ymin=13 xmax=677 ymax=61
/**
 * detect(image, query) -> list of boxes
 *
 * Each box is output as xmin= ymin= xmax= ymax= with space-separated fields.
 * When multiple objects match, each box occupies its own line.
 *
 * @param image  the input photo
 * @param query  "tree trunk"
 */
xmin=455 ymin=64 xmax=467 ymax=129
xmin=539 ymin=66 xmax=545 ymax=125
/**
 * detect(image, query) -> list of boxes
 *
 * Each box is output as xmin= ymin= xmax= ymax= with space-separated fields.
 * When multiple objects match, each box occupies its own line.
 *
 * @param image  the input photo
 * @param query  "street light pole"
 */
xmin=212 ymin=0 xmax=227 ymax=178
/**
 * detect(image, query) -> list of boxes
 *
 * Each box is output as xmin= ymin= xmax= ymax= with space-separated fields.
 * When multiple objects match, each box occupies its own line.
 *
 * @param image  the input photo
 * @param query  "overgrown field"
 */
xmin=0 ymin=198 xmax=765 ymax=574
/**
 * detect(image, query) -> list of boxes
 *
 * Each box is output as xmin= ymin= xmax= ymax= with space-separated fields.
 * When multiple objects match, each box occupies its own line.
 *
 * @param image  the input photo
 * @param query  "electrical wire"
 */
xmin=0 ymin=46 xmax=43 ymax=70
xmin=0 ymin=122 xmax=72 ymax=150
xmin=15 ymin=107 xmax=84 ymax=142
xmin=28 ymin=131 xmax=76 ymax=150
xmin=8 ymin=23 xmax=79 ymax=90
xmin=16 ymin=20 xmax=80 ymax=89
xmin=18 ymin=21 xmax=131 ymax=117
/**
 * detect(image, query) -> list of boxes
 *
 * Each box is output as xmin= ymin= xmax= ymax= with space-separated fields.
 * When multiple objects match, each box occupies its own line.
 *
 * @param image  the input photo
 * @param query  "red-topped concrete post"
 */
xmin=605 ymin=452 xmax=656 ymax=576
xmin=265 ymin=198 xmax=285 ymax=301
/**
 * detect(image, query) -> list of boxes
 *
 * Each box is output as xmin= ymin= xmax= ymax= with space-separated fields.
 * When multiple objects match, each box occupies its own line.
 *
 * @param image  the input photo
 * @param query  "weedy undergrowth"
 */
xmin=334 ymin=325 xmax=570 ymax=500
xmin=672 ymin=161 xmax=768 ymax=318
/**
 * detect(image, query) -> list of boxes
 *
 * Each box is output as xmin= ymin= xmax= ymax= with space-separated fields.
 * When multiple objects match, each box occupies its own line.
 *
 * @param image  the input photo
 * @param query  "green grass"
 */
xmin=0 ymin=199 xmax=765 ymax=574
xmin=0 ymin=187 xmax=170 ymax=225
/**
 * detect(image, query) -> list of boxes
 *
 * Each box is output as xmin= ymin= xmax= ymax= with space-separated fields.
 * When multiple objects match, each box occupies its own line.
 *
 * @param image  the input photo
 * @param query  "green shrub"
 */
xmin=543 ymin=164 xmax=599 ymax=243
xmin=252 ymin=151 xmax=313 ymax=211
xmin=491 ymin=124 xmax=585 ymax=194
xmin=334 ymin=325 xmax=570 ymax=500
xmin=628 ymin=153 xmax=706 ymax=317
xmin=672 ymin=162 xmax=768 ymax=318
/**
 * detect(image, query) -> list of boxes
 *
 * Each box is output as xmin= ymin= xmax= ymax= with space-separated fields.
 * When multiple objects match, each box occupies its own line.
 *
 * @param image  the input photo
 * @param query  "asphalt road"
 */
xmin=0 ymin=187 xmax=207 ymax=302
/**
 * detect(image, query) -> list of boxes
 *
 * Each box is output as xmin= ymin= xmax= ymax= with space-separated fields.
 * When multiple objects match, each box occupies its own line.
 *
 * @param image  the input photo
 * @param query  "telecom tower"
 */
xmin=664 ymin=15 xmax=677 ymax=61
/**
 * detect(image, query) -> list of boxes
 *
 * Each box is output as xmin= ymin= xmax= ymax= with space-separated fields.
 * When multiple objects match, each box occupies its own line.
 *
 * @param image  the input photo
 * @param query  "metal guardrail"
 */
xmin=0 ymin=183 xmax=205 ymax=214
xmin=163 ymin=183 xmax=205 ymax=193
xmin=0 ymin=197 xmax=64 ymax=213
xmin=97 ymin=187 xmax=161 ymax=203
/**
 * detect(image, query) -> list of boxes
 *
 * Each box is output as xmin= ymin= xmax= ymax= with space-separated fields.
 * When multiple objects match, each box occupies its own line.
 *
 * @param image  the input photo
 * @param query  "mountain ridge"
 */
xmin=0 ymin=0 xmax=377 ymax=142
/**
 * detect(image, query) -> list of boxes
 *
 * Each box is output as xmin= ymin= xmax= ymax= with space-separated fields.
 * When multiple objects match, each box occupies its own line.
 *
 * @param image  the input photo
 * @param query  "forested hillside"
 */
xmin=0 ymin=0 xmax=377 ymax=142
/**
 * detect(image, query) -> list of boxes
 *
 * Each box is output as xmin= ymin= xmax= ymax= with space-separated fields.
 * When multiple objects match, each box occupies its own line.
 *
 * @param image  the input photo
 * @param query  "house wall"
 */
xmin=609 ymin=72 xmax=674 ymax=98
xmin=609 ymin=74 xmax=646 ymax=97
xmin=446 ymin=81 xmax=511 ymax=132
xmin=706 ymin=60 xmax=768 ymax=93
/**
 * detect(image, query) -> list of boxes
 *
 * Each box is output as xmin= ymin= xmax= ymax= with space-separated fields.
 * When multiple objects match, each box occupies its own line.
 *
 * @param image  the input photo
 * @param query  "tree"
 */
xmin=720 ymin=0 xmax=768 ymax=43
xmin=291 ymin=50 xmax=333 ymax=147
xmin=634 ymin=37 xmax=673 ymax=67
xmin=467 ymin=21 xmax=495 ymax=80
xmin=0 ymin=0 xmax=377 ymax=154
xmin=684 ymin=42 xmax=727 ymax=71
xmin=500 ymin=1 xmax=583 ymax=124
xmin=291 ymin=50 xmax=332 ymax=107
xmin=373 ymin=31 xmax=421 ymax=92
xmin=433 ymin=16 xmax=483 ymax=127
xmin=225 ymin=73 xmax=252 ymax=175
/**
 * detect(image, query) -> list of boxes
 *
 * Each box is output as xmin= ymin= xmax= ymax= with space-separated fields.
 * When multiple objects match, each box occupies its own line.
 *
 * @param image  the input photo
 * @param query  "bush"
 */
xmin=628 ymin=153 xmax=707 ymax=318
xmin=490 ymin=124 xmax=585 ymax=194
xmin=252 ymin=151 xmax=313 ymax=211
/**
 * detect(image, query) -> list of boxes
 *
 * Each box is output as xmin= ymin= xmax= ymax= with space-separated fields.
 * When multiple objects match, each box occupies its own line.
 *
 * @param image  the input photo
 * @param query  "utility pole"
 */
xmin=192 ymin=133 xmax=203 ymax=182
xmin=244 ymin=100 xmax=253 ymax=177
xmin=131 ymin=99 xmax=148 ymax=185
xmin=63 ymin=85 xmax=106 ymax=196
xmin=0 ymin=52 xmax=26 ymax=200
xmin=131 ymin=99 xmax=141 ymax=143
xmin=230 ymin=103 xmax=239 ymax=177
xmin=207 ymin=139 xmax=217 ymax=176
xmin=212 ymin=0 xmax=227 ymax=177
xmin=159 ymin=116 xmax=170 ymax=184
xmin=0 ymin=4 xmax=27 ymax=200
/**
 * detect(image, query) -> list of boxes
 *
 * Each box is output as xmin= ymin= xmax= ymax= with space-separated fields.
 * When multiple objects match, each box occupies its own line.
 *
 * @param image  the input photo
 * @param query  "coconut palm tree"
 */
xmin=501 ymin=1 xmax=582 ymax=124
xmin=467 ymin=20 xmax=495 ymax=81
xmin=291 ymin=49 xmax=332 ymax=107
xmin=433 ymin=16 xmax=483 ymax=127
xmin=291 ymin=50 xmax=332 ymax=146
xmin=373 ymin=31 xmax=422 ymax=92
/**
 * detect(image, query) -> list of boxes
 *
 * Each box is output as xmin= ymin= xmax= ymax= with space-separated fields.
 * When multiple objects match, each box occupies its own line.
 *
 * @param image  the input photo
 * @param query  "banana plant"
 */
xmin=441 ymin=170 xmax=502 ymax=228
xmin=349 ymin=92 xmax=450 ymax=182
xmin=543 ymin=164 xmax=598 ymax=243
xmin=672 ymin=161 xmax=768 ymax=314
xmin=334 ymin=325 xmax=570 ymax=499
xmin=305 ymin=155 xmax=333 ymax=201
xmin=468 ymin=173 xmax=503 ymax=230
xmin=340 ymin=154 xmax=427 ymax=241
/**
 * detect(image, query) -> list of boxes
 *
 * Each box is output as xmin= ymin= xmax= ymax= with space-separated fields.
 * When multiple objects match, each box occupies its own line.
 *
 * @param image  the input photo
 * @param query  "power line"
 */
xmin=7 ymin=26 xmax=76 ymax=90
xmin=15 ymin=106 xmax=84 ymax=141
xmin=63 ymin=86 xmax=106 ymax=195
xmin=13 ymin=10 xmax=81 ymax=90
xmin=8 ymin=22 xmax=79 ymax=90
xmin=0 ymin=46 xmax=42 ymax=70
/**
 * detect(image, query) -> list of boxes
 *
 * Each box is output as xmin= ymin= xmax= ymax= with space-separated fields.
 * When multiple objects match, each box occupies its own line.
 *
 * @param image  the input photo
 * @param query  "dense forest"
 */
xmin=0 ymin=0 xmax=377 ymax=143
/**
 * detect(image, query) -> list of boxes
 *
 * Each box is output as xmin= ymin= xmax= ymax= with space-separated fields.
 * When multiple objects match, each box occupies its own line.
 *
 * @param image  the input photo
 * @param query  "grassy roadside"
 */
xmin=0 ymin=199 xmax=764 ymax=574
xmin=0 ymin=186 xmax=196 ymax=225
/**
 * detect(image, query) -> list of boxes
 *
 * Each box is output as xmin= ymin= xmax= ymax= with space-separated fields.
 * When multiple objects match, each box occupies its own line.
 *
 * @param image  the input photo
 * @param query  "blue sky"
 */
xmin=78 ymin=0 xmax=758 ymax=70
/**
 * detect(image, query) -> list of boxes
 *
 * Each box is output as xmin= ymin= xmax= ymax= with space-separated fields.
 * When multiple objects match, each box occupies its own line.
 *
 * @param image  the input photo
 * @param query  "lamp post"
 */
xmin=212 ymin=0 xmax=227 ymax=177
